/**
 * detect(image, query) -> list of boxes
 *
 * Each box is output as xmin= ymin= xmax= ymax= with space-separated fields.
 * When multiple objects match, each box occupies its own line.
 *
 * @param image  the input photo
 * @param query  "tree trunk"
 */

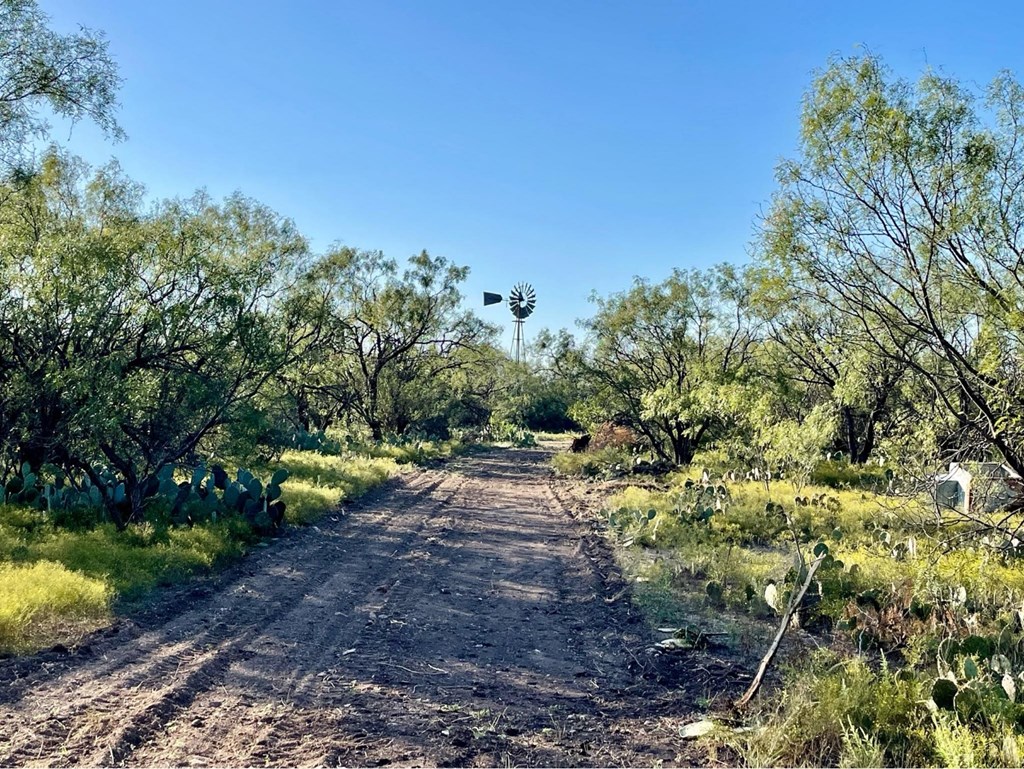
xmin=671 ymin=434 xmax=695 ymax=466
xmin=855 ymin=418 xmax=876 ymax=465
xmin=841 ymin=406 xmax=877 ymax=465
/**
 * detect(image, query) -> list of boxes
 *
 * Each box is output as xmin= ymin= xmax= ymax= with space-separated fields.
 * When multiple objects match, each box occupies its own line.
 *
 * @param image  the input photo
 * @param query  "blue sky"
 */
xmin=39 ymin=0 xmax=1024 ymax=338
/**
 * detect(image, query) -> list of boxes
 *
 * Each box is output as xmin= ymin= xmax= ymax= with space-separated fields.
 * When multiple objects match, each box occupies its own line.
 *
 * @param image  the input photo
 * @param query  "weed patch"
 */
xmin=0 ymin=448 xmax=409 ymax=653
xmin=0 ymin=560 xmax=111 ymax=653
xmin=552 ymin=447 xmax=632 ymax=478
xmin=600 ymin=467 xmax=1024 ymax=764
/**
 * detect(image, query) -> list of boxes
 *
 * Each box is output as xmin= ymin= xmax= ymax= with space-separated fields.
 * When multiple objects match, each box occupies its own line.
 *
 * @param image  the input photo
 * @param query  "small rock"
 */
xmin=680 ymin=719 xmax=717 ymax=739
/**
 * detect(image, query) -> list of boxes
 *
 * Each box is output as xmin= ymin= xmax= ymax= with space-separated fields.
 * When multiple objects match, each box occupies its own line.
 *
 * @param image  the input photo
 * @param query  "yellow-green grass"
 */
xmin=607 ymin=472 xmax=1024 ymax=627
xmin=721 ymin=649 xmax=1024 ymax=768
xmin=360 ymin=438 xmax=468 ymax=465
xmin=607 ymin=478 xmax=887 ymax=551
xmin=0 ymin=449 xmax=406 ymax=653
xmin=533 ymin=430 xmax=577 ymax=441
xmin=551 ymin=446 xmax=631 ymax=477
xmin=278 ymin=451 xmax=401 ymax=525
xmin=0 ymin=511 xmax=253 ymax=604
xmin=606 ymin=474 xmax=1024 ymax=766
xmin=599 ymin=462 xmax=1024 ymax=765
xmin=0 ymin=560 xmax=112 ymax=653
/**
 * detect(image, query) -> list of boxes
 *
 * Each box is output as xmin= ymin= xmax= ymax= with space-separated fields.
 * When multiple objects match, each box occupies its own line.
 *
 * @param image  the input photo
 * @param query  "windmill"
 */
xmin=483 ymin=282 xmax=536 ymax=363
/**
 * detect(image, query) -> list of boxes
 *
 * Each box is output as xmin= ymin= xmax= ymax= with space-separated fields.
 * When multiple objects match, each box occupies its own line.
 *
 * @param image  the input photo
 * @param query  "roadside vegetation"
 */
xmin=0 ymin=439 xmax=468 ymax=653
xmin=0 ymin=2 xmax=558 ymax=655
xmin=564 ymin=451 xmax=1024 ymax=766
xmin=6 ymin=2 xmax=1024 ymax=765
xmin=543 ymin=54 xmax=1024 ymax=767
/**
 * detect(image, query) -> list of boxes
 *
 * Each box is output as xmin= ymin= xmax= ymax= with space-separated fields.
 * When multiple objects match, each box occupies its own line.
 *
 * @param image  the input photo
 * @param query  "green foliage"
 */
xmin=0 ymin=150 xmax=313 ymax=525
xmin=486 ymin=358 xmax=579 ymax=433
xmin=551 ymin=446 xmax=632 ymax=478
xmin=0 ymin=447 xmax=401 ymax=652
xmin=487 ymin=420 xmax=538 ymax=447
xmin=284 ymin=247 xmax=497 ymax=441
xmin=558 ymin=265 xmax=759 ymax=465
xmin=733 ymin=649 xmax=1024 ymax=768
xmin=608 ymin=459 xmax=1024 ymax=763
xmin=277 ymin=449 xmax=399 ymax=525
xmin=359 ymin=437 xmax=470 ymax=465
xmin=0 ymin=560 xmax=112 ymax=653
xmin=729 ymin=653 xmax=933 ymax=767
xmin=764 ymin=52 xmax=1024 ymax=476
xmin=810 ymin=459 xmax=892 ymax=490
xmin=0 ymin=0 xmax=123 ymax=164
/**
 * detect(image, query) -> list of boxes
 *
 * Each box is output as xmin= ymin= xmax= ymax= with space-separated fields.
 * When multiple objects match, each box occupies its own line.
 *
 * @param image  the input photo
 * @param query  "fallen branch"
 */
xmin=734 ymin=553 xmax=826 ymax=708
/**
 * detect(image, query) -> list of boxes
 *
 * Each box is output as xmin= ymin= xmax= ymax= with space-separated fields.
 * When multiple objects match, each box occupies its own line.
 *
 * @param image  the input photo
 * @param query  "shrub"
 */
xmin=811 ymin=460 xmax=892 ymax=491
xmin=590 ymin=422 xmax=639 ymax=452
xmin=729 ymin=653 xmax=932 ymax=767
xmin=552 ymin=446 xmax=631 ymax=478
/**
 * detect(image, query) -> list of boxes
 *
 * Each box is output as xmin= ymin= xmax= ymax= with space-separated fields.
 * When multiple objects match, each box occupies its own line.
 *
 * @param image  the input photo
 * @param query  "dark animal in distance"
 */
xmin=569 ymin=434 xmax=591 ymax=453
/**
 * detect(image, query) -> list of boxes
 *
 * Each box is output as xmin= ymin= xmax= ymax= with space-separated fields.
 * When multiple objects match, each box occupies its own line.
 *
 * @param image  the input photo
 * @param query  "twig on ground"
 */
xmin=379 ymin=662 xmax=449 ymax=676
xmin=734 ymin=553 xmax=825 ymax=709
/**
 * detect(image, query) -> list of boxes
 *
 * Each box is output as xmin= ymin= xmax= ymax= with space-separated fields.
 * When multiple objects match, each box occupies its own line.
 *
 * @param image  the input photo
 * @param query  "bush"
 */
xmin=590 ymin=422 xmax=639 ymax=452
xmin=552 ymin=446 xmax=631 ymax=478
xmin=0 ymin=448 xmax=406 ymax=652
xmin=488 ymin=421 xmax=538 ymax=447
xmin=811 ymin=460 xmax=892 ymax=491
xmin=279 ymin=451 xmax=399 ymax=525
xmin=729 ymin=653 xmax=932 ymax=767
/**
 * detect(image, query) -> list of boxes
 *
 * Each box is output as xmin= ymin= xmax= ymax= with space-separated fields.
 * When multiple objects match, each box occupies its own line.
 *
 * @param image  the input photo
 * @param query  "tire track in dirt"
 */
xmin=126 ymin=471 xmax=470 ymax=768
xmin=0 ymin=470 xmax=453 ymax=766
xmin=0 ymin=449 xmax=694 ymax=767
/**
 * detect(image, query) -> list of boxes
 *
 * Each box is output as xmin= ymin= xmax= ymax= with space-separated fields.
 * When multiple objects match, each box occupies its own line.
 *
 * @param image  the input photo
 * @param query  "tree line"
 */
xmin=3 ymin=0 xmax=1022 ymax=526
xmin=548 ymin=54 xmax=1024 ymax=479
xmin=0 ymin=0 xmax=578 ymax=527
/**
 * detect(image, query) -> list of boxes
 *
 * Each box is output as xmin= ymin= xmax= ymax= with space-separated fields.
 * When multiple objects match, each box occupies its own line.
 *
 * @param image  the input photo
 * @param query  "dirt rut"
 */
xmin=0 ymin=448 xmax=693 ymax=767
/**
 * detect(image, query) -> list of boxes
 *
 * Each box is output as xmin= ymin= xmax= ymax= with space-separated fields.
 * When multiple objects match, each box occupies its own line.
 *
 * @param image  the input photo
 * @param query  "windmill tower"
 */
xmin=483 ymin=282 xmax=536 ymax=363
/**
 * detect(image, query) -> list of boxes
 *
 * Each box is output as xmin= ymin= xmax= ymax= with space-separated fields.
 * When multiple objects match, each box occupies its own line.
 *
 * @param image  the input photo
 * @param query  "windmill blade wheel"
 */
xmin=509 ymin=282 xmax=536 ymax=319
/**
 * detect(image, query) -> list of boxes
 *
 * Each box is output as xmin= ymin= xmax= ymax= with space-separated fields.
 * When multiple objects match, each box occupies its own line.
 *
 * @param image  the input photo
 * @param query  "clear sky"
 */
xmin=38 ymin=0 xmax=1024 ymax=340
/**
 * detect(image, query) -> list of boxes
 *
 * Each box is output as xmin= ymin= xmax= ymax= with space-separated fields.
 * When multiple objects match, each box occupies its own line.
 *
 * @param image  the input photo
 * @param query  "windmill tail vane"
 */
xmin=482 ymin=282 xmax=536 ymax=363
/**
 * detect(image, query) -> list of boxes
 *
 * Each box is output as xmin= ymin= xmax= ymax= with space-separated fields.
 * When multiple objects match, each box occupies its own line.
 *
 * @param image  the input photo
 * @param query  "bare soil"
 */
xmin=0 ymin=447 xmax=709 ymax=767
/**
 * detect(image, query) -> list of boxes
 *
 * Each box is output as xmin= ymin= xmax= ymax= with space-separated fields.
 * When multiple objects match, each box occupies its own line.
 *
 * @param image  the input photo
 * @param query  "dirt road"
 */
xmin=0 ymin=448 xmax=695 ymax=767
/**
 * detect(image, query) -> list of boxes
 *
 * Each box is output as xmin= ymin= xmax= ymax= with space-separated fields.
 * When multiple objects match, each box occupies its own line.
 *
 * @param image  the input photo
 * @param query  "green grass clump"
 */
xmin=811 ymin=459 xmax=892 ymax=490
xmin=533 ymin=430 xmax=576 ymax=441
xmin=552 ymin=447 xmax=631 ymax=478
xmin=730 ymin=652 xmax=932 ymax=767
xmin=603 ymin=468 xmax=1024 ymax=766
xmin=359 ymin=438 xmax=468 ymax=465
xmin=730 ymin=650 xmax=1024 ymax=768
xmin=9 ymin=519 xmax=253 ymax=604
xmin=0 ymin=560 xmax=112 ymax=653
xmin=279 ymin=450 xmax=400 ymax=525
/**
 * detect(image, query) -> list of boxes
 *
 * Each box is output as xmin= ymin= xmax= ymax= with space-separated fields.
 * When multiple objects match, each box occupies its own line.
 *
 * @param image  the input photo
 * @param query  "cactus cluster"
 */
xmin=0 ymin=463 xmax=39 ymax=506
xmin=218 ymin=466 xmax=289 ymax=534
xmin=0 ymin=462 xmax=120 ymax=511
xmin=0 ymin=460 xmax=290 ymax=534
xmin=156 ymin=462 xmax=289 ymax=534
xmin=929 ymin=628 xmax=1024 ymax=716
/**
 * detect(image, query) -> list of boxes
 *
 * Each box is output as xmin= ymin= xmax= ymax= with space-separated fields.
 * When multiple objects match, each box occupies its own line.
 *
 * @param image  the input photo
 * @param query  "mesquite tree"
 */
xmin=0 ymin=151 xmax=314 ymax=525
xmin=288 ymin=247 xmax=494 ymax=440
xmin=765 ymin=54 xmax=1024 ymax=475
xmin=567 ymin=265 xmax=760 ymax=465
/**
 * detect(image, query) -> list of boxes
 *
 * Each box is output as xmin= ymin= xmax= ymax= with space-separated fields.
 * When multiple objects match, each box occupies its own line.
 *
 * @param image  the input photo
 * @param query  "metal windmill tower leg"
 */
xmin=511 ymin=319 xmax=524 ymax=363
